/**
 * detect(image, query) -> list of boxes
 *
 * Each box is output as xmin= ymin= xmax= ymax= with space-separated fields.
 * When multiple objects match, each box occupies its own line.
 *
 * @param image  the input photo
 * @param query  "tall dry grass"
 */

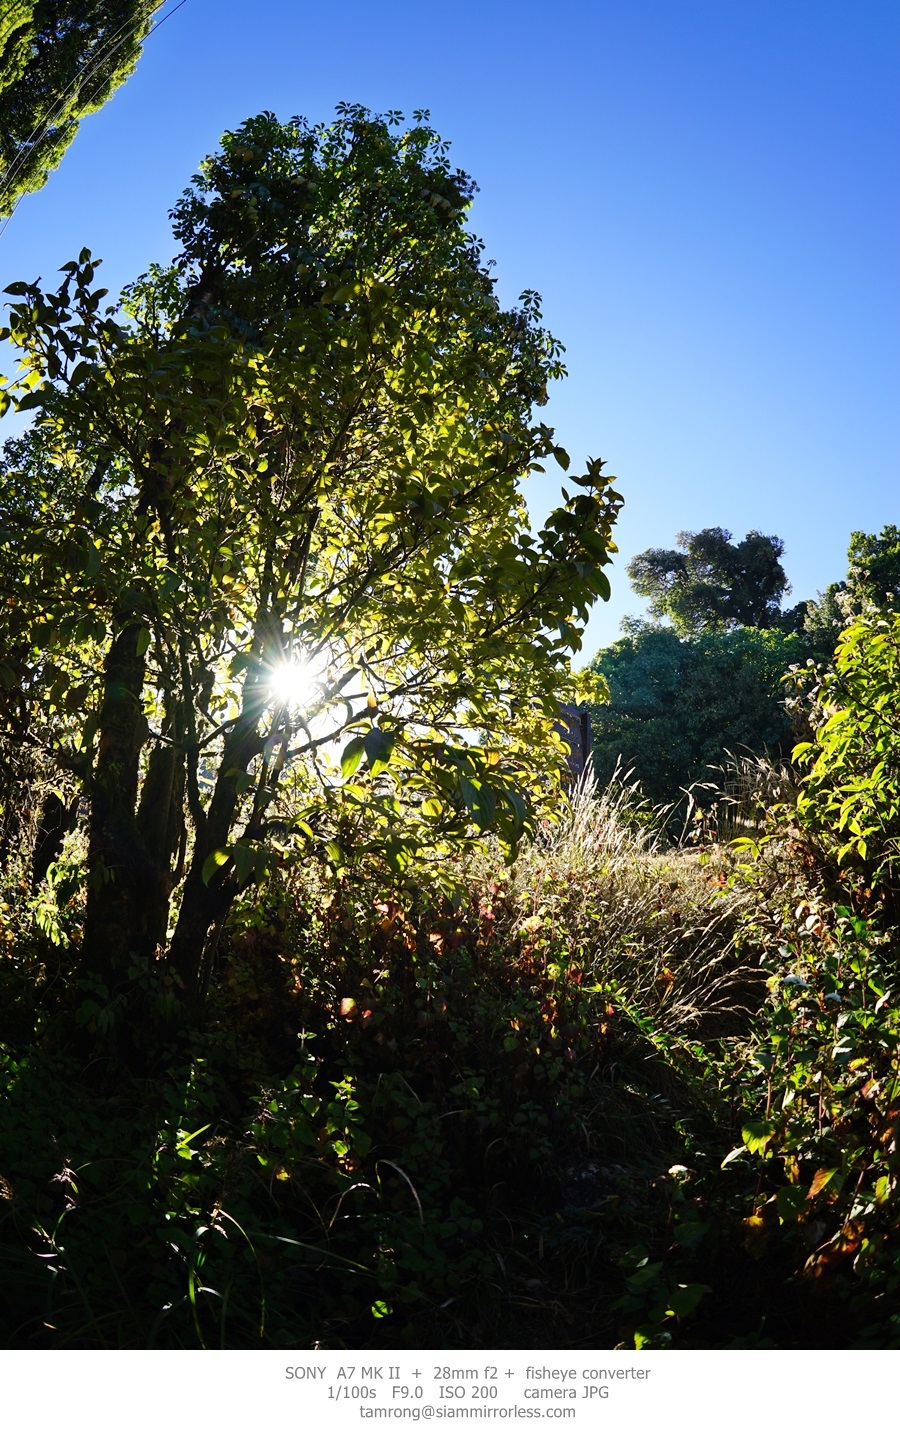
xmin=472 ymin=764 xmax=765 ymax=1046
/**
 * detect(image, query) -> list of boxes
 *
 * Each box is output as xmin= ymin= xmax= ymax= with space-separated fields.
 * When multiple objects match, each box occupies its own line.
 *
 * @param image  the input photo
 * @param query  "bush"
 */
xmin=793 ymin=609 xmax=900 ymax=912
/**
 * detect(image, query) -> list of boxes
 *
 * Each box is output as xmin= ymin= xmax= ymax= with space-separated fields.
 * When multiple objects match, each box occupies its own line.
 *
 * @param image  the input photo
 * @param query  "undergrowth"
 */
xmin=1 ymin=764 xmax=899 ymax=1349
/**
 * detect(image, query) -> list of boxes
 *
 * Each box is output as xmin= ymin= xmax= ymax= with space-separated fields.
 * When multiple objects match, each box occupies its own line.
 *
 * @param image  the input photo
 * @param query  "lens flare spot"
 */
xmin=269 ymin=656 xmax=324 ymax=711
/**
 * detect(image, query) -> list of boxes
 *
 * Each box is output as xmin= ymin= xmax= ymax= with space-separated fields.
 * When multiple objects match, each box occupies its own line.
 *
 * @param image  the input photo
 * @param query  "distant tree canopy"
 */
xmin=804 ymin=526 xmax=900 ymax=656
xmin=588 ymin=624 xmax=805 ymax=807
xmin=846 ymin=526 xmax=900 ymax=606
xmin=594 ymin=522 xmax=900 ymax=810
xmin=626 ymin=526 xmax=800 ymax=636
xmin=0 ymin=1 xmax=155 ymax=217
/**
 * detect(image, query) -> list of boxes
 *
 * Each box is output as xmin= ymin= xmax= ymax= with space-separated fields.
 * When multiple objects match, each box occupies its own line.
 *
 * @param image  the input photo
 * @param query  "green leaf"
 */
xmin=352 ymin=1130 xmax=372 ymax=1156
xmin=175 ymin=1123 xmax=211 ymax=1152
xmin=553 ymin=446 xmax=570 ymax=471
xmin=201 ymin=848 xmax=230 ymax=886
xmin=774 ymin=1185 xmax=806 ymax=1223
xmin=14 ymin=389 xmax=46 ymax=412
xmin=666 ymin=1283 xmax=710 ymax=1318
xmin=364 ymin=727 xmax=394 ymax=775
xmin=233 ymin=841 xmax=268 ymax=886
xmin=741 ymin=1120 xmax=776 ymax=1155
xmin=384 ymin=835 xmax=413 ymax=873
xmin=324 ymin=840 xmax=345 ymax=868
xmin=673 ymin=1220 xmax=709 ymax=1247
xmin=593 ymin=568 xmax=611 ymax=601
xmin=341 ymin=735 xmax=366 ymax=778
xmin=459 ymin=774 xmax=496 ymax=830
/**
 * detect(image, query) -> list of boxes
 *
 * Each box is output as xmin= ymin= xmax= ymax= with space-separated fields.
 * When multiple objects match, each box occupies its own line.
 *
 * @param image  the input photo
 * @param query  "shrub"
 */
xmin=793 ymin=609 xmax=900 ymax=912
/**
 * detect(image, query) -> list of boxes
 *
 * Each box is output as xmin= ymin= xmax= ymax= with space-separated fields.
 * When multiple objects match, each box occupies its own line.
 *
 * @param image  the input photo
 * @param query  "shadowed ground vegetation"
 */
xmin=4 ymin=715 xmax=900 ymax=1349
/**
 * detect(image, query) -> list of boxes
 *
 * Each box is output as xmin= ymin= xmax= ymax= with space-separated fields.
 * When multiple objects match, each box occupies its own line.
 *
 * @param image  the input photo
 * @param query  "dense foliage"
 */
xmin=0 ymin=107 xmax=619 ymax=1025
xmin=626 ymin=526 xmax=801 ymax=636
xmin=792 ymin=608 xmax=900 ymax=916
xmin=4 ymin=698 xmax=900 ymax=1348
xmin=804 ymin=525 xmax=900 ymax=657
xmin=0 ymin=1 xmax=155 ymax=216
xmin=587 ymin=622 xmax=805 ymax=808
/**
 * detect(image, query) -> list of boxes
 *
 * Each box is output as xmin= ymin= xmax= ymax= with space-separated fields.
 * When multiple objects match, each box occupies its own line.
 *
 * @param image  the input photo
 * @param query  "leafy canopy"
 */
xmin=804 ymin=525 xmax=900 ymax=657
xmin=588 ymin=623 xmax=804 ymax=807
xmin=626 ymin=526 xmax=795 ymax=636
xmin=0 ymin=106 xmax=620 ymax=1010
xmin=0 ymin=1 xmax=156 ymax=217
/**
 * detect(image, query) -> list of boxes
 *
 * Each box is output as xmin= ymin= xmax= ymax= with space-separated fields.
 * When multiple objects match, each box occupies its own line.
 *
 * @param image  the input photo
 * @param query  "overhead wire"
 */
xmin=0 ymin=0 xmax=189 ymax=237
xmin=0 ymin=2 xmax=167 ymax=212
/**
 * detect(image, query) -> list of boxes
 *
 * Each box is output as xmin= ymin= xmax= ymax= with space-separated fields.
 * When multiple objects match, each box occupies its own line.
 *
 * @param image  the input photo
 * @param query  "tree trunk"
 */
xmin=82 ymin=617 xmax=150 ymax=988
xmin=167 ymin=696 xmax=265 ymax=1009
xmin=135 ymin=737 xmax=186 ymax=954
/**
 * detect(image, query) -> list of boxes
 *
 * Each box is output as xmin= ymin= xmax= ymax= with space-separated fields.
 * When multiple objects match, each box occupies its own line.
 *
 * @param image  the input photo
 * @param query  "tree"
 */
xmin=588 ymin=623 xmax=805 ymax=807
xmin=0 ymin=106 xmax=620 ymax=1020
xmin=846 ymin=526 xmax=900 ymax=607
xmin=801 ymin=580 xmax=848 ymax=659
xmin=626 ymin=527 xmax=794 ymax=635
xmin=0 ymin=1 xmax=156 ymax=218
xmin=803 ymin=525 xmax=900 ymax=658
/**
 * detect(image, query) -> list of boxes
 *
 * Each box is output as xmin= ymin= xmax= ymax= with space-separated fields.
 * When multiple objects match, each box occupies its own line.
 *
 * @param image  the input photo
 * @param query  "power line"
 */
xmin=0 ymin=0 xmax=190 ymax=236
xmin=0 ymin=3 xmax=165 ymax=210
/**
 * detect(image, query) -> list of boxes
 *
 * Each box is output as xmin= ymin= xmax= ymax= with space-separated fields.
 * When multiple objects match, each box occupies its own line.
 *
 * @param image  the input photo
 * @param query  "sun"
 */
xmin=268 ymin=654 xmax=326 ymax=711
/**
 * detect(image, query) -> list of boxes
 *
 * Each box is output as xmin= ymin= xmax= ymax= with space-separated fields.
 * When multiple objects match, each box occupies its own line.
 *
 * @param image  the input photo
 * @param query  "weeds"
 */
xmin=2 ymin=758 xmax=899 ymax=1348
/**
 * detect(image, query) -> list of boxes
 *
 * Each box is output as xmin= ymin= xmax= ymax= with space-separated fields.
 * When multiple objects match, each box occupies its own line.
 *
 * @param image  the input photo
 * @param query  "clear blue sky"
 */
xmin=2 ymin=0 xmax=897 ymax=658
